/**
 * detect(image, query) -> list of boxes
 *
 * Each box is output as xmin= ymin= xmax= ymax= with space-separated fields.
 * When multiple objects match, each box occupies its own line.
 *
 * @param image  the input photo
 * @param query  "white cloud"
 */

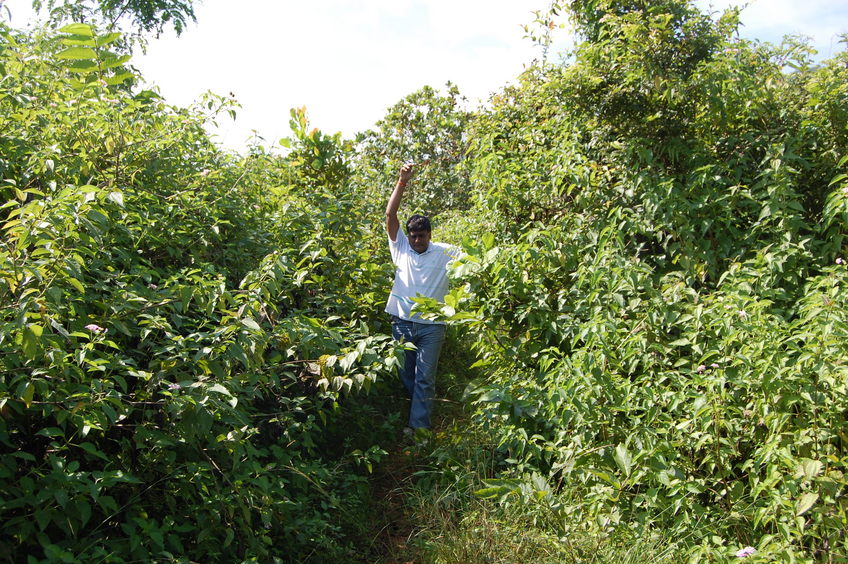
xmin=5 ymin=0 xmax=844 ymax=152
xmin=129 ymin=0 xmax=554 ymax=149
xmin=694 ymin=0 xmax=847 ymax=58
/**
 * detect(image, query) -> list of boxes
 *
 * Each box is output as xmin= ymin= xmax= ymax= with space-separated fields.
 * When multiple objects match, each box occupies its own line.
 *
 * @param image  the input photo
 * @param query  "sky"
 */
xmin=4 ymin=0 xmax=847 ymax=152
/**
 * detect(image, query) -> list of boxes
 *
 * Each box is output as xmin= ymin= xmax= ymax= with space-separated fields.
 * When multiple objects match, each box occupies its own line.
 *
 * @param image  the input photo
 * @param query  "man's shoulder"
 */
xmin=389 ymin=230 xmax=409 ymax=253
xmin=390 ymin=229 xmax=408 ymax=244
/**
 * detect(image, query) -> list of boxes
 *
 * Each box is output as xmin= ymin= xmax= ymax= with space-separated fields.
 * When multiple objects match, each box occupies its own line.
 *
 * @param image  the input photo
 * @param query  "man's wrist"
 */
xmin=397 ymin=180 xmax=407 ymax=188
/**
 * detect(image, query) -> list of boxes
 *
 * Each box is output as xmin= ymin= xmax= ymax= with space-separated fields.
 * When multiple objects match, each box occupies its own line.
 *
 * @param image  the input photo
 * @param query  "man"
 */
xmin=385 ymin=162 xmax=458 ymax=435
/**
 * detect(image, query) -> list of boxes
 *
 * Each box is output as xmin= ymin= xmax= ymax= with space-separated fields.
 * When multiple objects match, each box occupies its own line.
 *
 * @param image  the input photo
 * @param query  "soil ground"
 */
xmin=366 ymin=394 xmax=465 ymax=564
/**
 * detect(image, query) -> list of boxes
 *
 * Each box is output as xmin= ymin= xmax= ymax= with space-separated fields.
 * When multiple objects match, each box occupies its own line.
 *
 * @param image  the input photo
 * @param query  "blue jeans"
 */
xmin=390 ymin=316 xmax=446 ymax=429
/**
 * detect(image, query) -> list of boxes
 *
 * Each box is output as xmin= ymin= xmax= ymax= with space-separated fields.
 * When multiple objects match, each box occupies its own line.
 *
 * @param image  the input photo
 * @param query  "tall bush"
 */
xmin=1 ymin=22 xmax=400 ymax=562
xmin=432 ymin=0 xmax=848 ymax=559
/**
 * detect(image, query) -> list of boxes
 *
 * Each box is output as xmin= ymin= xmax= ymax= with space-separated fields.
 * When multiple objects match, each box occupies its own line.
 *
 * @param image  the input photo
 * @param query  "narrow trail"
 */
xmin=369 ymin=440 xmax=422 ymax=563
xmin=367 ymin=395 xmax=466 ymax=564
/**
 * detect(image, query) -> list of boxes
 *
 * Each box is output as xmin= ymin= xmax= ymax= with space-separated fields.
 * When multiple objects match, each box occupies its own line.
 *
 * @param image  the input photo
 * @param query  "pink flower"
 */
xmin=735 ymin=546 xmax=756 ymax=558
xmin=696 ymin=364 xmax=707 ymax=373
xmin=842 ymin=186 xmax=848 ymax=196
xmin=168 ymin=383 xmax=181 ymax=391
xmin=837 ymin=258 xmax=844 ymax=265
xmin=738 ymin=310 xmax=748 ymax=320
xmin=85 ymin=323 xmax=105 ymax=333
xmin=148 ymin=283 xmax=158 ymax=289
xmin=711 ymin=363 xmax=719 ymax=369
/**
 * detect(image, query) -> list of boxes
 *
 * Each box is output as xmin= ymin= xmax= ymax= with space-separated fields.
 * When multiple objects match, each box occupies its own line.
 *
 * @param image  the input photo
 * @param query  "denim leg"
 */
xmin=391 ymin=318 xmax=417 ymax=398
xmin=390 ymin=317 xmax=446 ymax=430
xmin=400 ymin=345 xmax=417 ymax=399
xmin=407 ymin=322 xmax=446 ymax=429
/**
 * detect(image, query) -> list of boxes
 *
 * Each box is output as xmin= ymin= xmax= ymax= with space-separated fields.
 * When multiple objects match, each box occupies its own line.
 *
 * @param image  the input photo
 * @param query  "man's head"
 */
xmin=406 ymin=214 xmax=432 ymax=254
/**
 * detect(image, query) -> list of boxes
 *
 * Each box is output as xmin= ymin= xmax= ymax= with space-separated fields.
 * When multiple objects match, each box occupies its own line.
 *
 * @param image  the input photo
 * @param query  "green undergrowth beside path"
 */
xmin=3 ymin=0 xmax=848 ymax=561
xmin=372 ymin=332 xmax=681 ymax=564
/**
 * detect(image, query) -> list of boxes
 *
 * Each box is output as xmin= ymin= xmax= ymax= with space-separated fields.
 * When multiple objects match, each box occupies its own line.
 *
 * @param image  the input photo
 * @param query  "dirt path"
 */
xmin=367 ymin=396 xmax=464 ymax=564
xmin=368 ymin=442 xmax=423 ymax=563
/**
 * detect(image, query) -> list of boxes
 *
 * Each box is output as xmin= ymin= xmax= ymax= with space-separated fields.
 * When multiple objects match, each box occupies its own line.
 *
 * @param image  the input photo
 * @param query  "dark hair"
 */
xmin=406 ymin=214 xmax=431 ymax=233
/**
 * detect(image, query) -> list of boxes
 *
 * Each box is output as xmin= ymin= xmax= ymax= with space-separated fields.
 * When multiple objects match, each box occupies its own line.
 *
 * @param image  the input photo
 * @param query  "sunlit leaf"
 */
xmin=240 ymin=318 xmax=262 ymax=332
xmin=107 ymin=191 xmax=124 ymax=207
xmin=95 ymin=32 xmax=122 ymax=47
xmin=59 ymin=23 xmax=94 ymax=37
xmin=613 ymin=443 xmax=632 ymax=477
xmin=796 ymin=492 xmax=819 ymax=516
xmin=56 ymin=47 xmax=97 ymax=60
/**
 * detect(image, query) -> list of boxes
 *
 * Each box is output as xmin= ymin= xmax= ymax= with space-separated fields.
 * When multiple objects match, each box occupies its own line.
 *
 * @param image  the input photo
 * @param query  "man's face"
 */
xmin=408 ymin=229 xmax=431 ymax=254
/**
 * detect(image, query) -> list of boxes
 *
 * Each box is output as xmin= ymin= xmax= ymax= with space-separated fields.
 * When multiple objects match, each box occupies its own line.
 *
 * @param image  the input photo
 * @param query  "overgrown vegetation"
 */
xmin=0 ymin=19 xmax=402 ymax=562
xmin=419 ymin=1 xmax=848 ymax=561
xmin=2 ymin=0 xmax=847 ymax=562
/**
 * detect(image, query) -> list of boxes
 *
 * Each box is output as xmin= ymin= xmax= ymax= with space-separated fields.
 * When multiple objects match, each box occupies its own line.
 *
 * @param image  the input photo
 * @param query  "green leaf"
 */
xmin=339 ymin=350 xmax=358 ymax=372
xmin=613 ymin=443 xmax=632 ymax=476
xmin=19 ymin=382 xmax=35 ymax=408
xmin=95 ymin=32 xmax=122 ymax=47
xmin=61 ymin=37 xmax=96 ymax=47
xmin=796 ymin=492 xmax=818 ymax=516
xmin=828 ymin=173 xmax=847 ymax=187
xmin=35 ymin=509 xmax=51 ymax=531
xmin=474 ymin=478 xmax=521 ymax=499
xmin=68 ymin=277 xmax=85 ymax=293
xmin=107 ymin=192 xmax=124 ymax=207
xmin=56 ymin=47 xmax=97 ymax=60
xmin=796 ymin=459 xmax=823 ymax=481
xmin=105 ymin=72 xmax=134 ymax=86
xmin=78 ymin=442 xmax=110 ymax=461
xmin=77 ymin=500 xmax=92 ymax=527
xmin=102 ymin=403 xmax=118 ymax=423
xmin=13 ymin=451 xmax=36 ymax=462
xmin=22 ymin=324 xmax=43 ymax=359
xmin=54 ymin=488 xmax=68 ymax=508
xmin=59 ymin=23 xmax=94 ymax=37
xmin=224 ymin=528 xmax=235 ymax=547
xmin=207 ymin=383 xmax=232 ymax=396
xmin=66 ymin=60 xmax=99 ymax=73
xmin=474 ymin=487 xmax=505 ymax=499
xmin=229 ymin=342 xmax=250 ymax=369
xmin=240 ymin=318 xmax=262 ymax=332
xmin=100 ymin=54 xmax=132 ymax=70
xmin=444 ymin=292 xmax=457 ymax=308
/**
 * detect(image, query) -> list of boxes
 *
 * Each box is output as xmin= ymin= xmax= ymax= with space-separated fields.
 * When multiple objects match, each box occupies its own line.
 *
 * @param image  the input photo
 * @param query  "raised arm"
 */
xmin=385 ymin=163 xmax=413 ymax=241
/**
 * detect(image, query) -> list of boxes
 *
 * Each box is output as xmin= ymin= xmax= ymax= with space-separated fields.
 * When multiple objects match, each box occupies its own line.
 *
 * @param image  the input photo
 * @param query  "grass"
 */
xmin=396 ymin=426 xmax=682 ymax=564
xmin=359 ymin=329 xmax=696 ymax=563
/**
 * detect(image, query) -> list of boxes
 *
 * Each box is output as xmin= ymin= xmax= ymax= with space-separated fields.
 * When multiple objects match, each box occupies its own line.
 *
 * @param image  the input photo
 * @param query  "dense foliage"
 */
xmin=0 ymin=21 xmax=402 ymax=562
xmin=423 ymin=1 xmax=848 ymax=561
xmin=31 ymin=0 xmax=196 ymax=38
xmin=353 ymin=83 xmax=473 ymax=220
xmin=2 ymin=0 xmax=847 ymax=562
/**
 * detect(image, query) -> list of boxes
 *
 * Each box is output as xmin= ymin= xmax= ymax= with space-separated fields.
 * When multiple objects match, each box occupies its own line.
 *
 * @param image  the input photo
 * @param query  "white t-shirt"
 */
xmin=385 ymin=230 xmax=458 ymax=324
